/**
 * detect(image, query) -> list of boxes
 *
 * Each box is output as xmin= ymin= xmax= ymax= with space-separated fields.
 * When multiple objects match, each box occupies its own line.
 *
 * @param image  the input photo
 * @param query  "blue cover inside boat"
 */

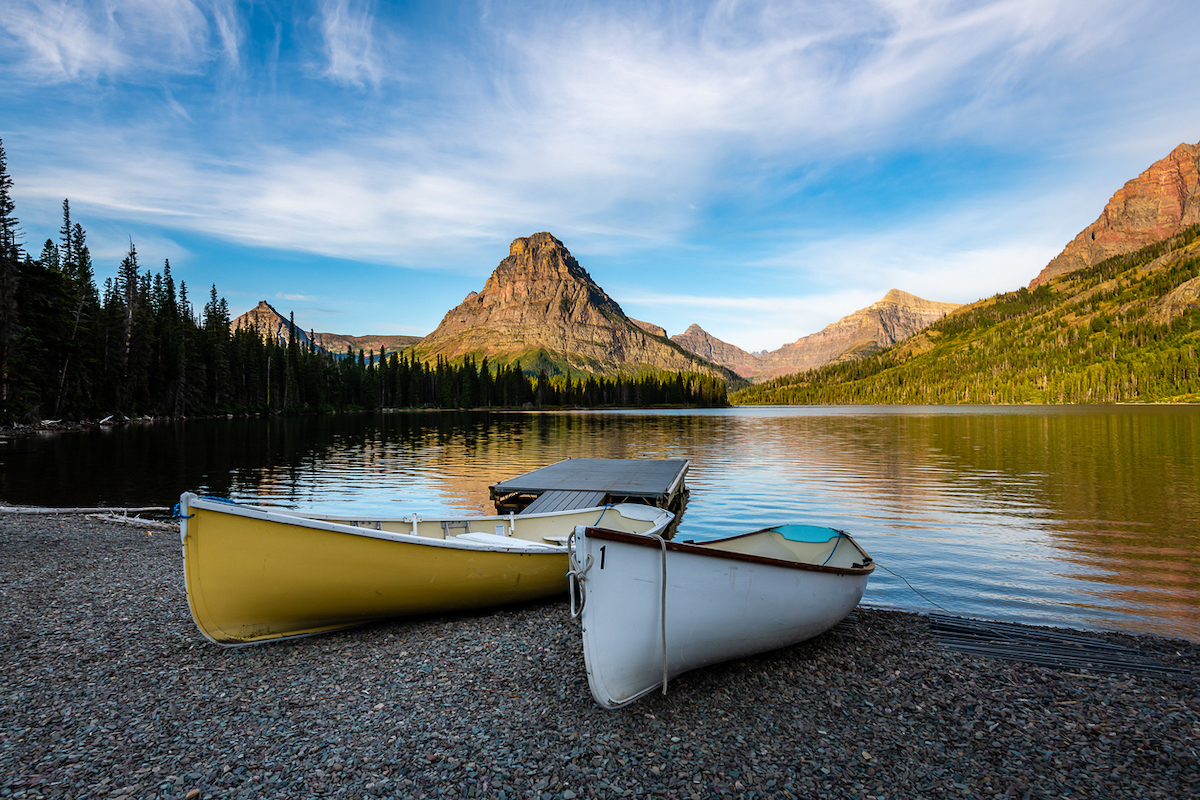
xmin=773 ymin=524 xmax=840 ymax=543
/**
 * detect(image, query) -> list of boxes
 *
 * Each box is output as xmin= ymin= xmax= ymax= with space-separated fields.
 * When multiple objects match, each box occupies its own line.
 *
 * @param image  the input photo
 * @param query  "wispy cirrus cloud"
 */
xmin=317 ymin=0 xmax=385 ymax=86
xmin=0 ymin=0 xmax=243 ymax=80
xmin=501 ymin=0 xmax=1144 ymax=162
xmin=1 ymin=0 xmax=125 ymax=79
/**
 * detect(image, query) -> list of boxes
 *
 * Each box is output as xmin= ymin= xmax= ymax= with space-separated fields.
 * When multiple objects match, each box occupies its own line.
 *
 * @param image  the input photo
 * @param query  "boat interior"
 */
xmin=281 ymin=503 xmax=670 ymax=545
xmin=695 ymin=525 xmax=872 ymax=570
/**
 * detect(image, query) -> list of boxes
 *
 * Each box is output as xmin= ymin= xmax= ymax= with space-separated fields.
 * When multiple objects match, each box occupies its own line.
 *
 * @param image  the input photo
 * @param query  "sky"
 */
xmin=2 ymin=0 xmax=1199 ymax=352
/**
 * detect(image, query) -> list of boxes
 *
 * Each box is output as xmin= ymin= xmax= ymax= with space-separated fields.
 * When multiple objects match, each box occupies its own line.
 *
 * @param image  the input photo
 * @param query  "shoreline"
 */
xmin=0 ymin=406 xmax=698 ymax=437
xmin=6 ymin=400 xmax=1200 ymax=437
xmin=2 ymin=514 xmax=1197 ymax=799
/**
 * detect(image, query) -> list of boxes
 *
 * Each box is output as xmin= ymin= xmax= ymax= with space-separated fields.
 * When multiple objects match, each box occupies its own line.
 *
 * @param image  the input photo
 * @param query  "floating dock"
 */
xmin=489 ymin=458 xmax=689 ymax=515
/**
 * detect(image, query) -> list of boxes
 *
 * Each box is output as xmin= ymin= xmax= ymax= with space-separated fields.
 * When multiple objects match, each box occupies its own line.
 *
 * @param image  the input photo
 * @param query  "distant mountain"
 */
xmin=671 ymin=324 xmax=761 ymax=378
xmin=670 ymin=291 xmax=959 ymax=382
xmin=1031 ymin=140 xmax=1200 ymax=287
xmin=752 ymin=290 xmax=962 ymax=380
xmin=408 ymin=232 xmax=738 ymax=380
xmin=312 ymin=332 xmax=423 ymax=356
xmin=231 ymin=301 xmax=421 ymax=358
xmin=230 ymin=301 xmax=316 ymax=348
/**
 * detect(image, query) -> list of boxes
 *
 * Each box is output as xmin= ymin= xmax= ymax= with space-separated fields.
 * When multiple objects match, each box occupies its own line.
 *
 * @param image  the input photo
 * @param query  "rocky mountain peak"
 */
xmin=230 ymin=300 xmax=314 ymax=348
xmin=748 ymin=291 xmax=959 ymax=381
xmin=508 ymin=231 xmax=562 ymax=257
xmin=670 ymin=324 xmax=761 ymax=378
xmin=411 ymin=233 xmax=734 ymax=379
xmin=876 ymin=289 xmax=917 ymax=306
xmin=435 ymin=233 xmax=625 ymax=335
xmin=487 ymin=232 xmax=589 ymax=286
xmin=1031 ymin=140 xmax=1200 ymax=287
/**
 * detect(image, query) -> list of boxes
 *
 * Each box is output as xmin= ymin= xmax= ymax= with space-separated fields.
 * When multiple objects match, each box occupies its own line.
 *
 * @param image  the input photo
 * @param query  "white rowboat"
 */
xmin=568 ymin=523 xmax=874 ymax=708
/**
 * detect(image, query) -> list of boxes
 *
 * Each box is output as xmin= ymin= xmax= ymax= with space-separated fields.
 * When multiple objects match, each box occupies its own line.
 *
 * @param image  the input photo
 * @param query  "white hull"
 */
xmin=571 ymin=525 xmax=873 ymax=708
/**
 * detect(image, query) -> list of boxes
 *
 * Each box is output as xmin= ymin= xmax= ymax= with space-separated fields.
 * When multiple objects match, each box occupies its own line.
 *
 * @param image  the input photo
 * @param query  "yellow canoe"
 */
xmin=178 ymin=493 xmax=672 ymax=646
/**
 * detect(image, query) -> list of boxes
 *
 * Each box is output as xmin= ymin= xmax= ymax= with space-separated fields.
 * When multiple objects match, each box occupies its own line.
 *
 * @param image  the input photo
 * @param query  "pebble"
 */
xmin=1 ymin=513 xmax=1197 ymax=799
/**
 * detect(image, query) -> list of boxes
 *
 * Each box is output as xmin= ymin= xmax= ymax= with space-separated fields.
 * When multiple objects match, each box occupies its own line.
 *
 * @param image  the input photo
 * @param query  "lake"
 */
xmin=3 ymin=405 xmax=1197 ymax=642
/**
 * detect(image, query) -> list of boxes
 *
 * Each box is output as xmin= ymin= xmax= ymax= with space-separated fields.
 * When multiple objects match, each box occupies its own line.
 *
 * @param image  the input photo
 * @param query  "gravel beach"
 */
xmin=2 ymin=514 xmax=1197 ymax=799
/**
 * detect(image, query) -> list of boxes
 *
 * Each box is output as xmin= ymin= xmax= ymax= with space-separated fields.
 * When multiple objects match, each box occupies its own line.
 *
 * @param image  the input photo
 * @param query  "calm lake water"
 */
xmin=3 ymin=406 xmax=1198 ymax=642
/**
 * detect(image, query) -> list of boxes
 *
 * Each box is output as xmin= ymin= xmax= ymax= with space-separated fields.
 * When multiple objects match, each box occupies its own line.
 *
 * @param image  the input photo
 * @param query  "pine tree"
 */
xmin=156 ymin=260 xmax=185 ymax=415
xmin=0 ymin=140 xmax=20 ymax=417
xmin=13 ymin=247 xmax=71 ymax=420
xmin=201 ymin=285 xmax=231 ymax=410
xmin=38 ymin=239 xmax=59 ymax=272
xmin=178 ymin=281 xmax=204 ymax=413
xmin=117 ymin=241 xmax=140 ymax=361
xmin=54 ymin=219 xmax=99 ymax=416
xmin=59 ymin=200 xmax=73 ymax=280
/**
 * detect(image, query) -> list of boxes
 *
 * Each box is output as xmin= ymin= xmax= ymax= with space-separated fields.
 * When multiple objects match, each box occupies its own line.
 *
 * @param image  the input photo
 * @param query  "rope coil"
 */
xmin=566 ymin=527 xmax=593 ymax=619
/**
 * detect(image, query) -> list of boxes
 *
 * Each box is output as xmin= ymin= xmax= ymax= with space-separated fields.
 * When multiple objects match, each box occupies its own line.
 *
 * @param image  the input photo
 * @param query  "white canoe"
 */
xmin=179 ymin=493 xmax=672 ymax=646
xmin=568 ymin=523 xmax=874 ymax=708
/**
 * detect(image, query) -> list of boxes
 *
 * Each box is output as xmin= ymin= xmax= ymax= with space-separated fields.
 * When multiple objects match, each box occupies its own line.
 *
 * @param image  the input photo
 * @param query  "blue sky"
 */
xmin=3 ymin=1 xmax=1199 ymax=352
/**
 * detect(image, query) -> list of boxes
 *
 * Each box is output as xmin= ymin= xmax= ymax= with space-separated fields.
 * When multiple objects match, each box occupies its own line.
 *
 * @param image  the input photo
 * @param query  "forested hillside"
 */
xmin=733 ymin=227 xmax=1200 ymax=405
xmin=0 ymin=142 xmax=725 ymax=424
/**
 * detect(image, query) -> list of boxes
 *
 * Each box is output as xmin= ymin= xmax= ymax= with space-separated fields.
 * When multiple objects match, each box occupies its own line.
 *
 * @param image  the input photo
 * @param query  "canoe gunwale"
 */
xmin=583 ymin=526 xmax=875 ymax=576
xmin=182 ymin=494 xmax=570 ymax=554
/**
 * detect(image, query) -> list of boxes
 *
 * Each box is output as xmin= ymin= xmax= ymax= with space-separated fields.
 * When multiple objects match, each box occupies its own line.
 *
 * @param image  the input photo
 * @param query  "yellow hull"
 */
xmin=181 ymin=497 xmax=570 ymax=645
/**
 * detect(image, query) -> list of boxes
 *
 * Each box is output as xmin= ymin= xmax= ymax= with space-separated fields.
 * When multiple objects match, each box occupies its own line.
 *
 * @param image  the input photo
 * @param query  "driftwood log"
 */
xmin=0 ymin=505 xmax=169 ymax=515
xmin=85 ymin=513 xmax=179 ymax=531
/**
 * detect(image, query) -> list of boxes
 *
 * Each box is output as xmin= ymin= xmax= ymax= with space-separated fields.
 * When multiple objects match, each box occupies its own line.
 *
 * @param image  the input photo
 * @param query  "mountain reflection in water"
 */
xmin=2 ymin=406 xmax=1196 ymax=641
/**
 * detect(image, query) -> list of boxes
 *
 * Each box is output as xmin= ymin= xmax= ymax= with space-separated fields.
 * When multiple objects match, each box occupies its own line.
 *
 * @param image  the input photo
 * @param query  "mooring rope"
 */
xmin=876 ymin=562 xmax=951 ymax=613
xmin=565 ymin=527 xmax=593 ymax=619
xmin=647 ymin=532 xmax=669 ymax=696
xmin=821 ymin=530 xmax=845 ymax=566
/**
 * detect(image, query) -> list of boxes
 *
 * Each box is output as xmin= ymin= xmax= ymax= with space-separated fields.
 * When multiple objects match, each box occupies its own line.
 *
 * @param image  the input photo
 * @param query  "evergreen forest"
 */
xmin=0 ymin=142 xmax=726 ymax=425
xmin=733 ymin=226 xmax=1200 ymax=405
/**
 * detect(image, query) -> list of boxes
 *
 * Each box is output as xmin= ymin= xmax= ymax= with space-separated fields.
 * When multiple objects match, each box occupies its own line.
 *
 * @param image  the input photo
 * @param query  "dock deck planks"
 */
xmin=490 ymin=458 xmax=689 ymax=514
xmin=520 ymin=490 xmax=608 ymax=515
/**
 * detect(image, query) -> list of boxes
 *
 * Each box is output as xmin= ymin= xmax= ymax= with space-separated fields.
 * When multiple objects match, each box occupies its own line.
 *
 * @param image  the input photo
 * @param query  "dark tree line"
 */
xmin=0 ymin=143 xmax=726 ymax=424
